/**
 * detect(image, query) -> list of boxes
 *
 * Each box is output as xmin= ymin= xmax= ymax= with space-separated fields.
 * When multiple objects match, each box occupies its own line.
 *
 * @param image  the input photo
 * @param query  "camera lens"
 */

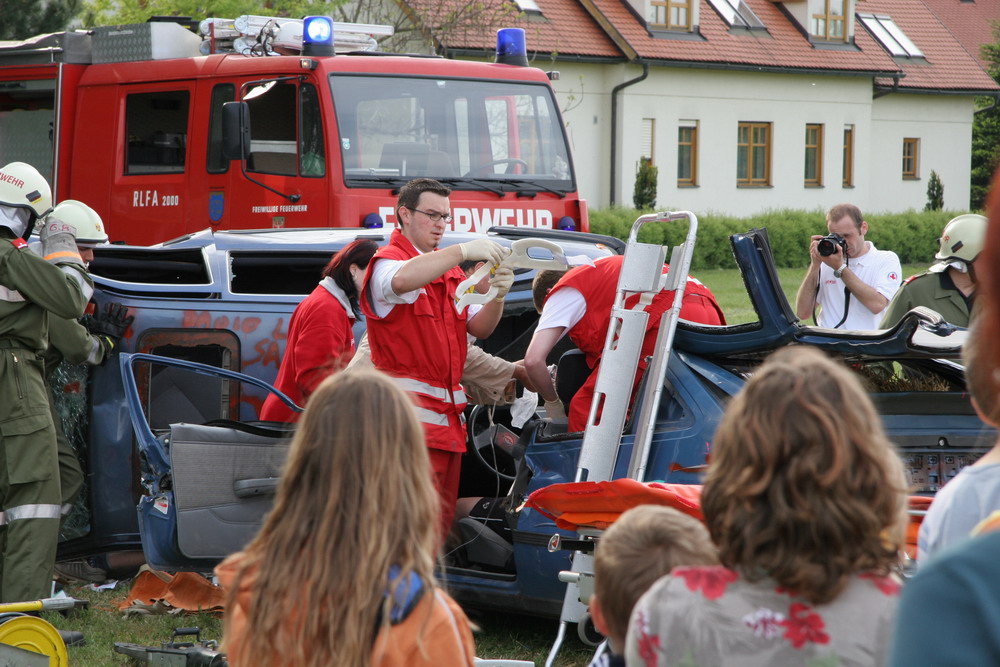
xmin=817 ymin=238 xmax=835 ymax=256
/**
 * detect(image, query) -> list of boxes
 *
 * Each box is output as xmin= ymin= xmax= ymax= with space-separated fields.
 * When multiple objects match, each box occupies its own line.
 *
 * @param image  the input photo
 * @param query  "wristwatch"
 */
xmin=833 ymin=263 xmax=848 ymax=279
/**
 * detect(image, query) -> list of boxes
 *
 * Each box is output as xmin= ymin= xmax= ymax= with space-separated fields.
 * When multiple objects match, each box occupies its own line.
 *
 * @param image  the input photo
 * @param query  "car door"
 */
xmin=120 ymin=352 xmax=298 ymax=571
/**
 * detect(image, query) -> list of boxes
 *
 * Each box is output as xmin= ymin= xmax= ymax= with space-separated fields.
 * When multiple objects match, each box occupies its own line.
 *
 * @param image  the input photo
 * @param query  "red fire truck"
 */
xmin=0 ymin=16 xmax=586 ymax=245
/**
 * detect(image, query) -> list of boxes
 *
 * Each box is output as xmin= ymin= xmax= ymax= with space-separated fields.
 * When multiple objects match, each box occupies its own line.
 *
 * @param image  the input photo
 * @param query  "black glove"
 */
xmin=83 ymin=302 xmax=134 ymax=346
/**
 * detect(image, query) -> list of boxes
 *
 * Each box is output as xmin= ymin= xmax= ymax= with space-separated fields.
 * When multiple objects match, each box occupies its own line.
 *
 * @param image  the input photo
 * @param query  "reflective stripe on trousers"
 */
xmin=0 ymin=504 xmax=62 ymax=525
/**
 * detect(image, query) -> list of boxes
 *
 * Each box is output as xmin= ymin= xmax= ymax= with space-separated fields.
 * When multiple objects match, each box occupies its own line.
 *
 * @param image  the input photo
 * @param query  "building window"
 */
xmin=737 ymin=122 xmax=771 ymax=186
xmin=706 ymin=0 xmax=765 ymax=29
xmin=649 ymin=0 xmax=692 ymax=30
xmin=640 ymin=118 xmax=655 ymax=163
xmin=858 ymin=14 xmax=923 ymax=58
xmin=804 ymin=123 xmax=823 ymax=187
xmin=902 ymin=138 xmax=919 ymax=179
xmin=812 ymin=0 xmax=847 ymax=41
xmin=512 ymin=0 xmax=543 ymax=16
xmin=678 ymin=121 xmax=698 ymax=186
xmin=842 ymin=124 xmax=854 ymax=187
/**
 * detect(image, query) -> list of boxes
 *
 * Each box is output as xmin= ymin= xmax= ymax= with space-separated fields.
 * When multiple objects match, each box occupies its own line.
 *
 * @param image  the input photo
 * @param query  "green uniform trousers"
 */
xmin=0 ymin=343 xmax=62 ymax=603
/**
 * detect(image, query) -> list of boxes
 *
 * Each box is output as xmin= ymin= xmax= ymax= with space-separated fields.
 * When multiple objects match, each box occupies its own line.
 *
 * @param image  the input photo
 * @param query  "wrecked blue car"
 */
xmin=59 ymin=223 xmax=993 ymax=620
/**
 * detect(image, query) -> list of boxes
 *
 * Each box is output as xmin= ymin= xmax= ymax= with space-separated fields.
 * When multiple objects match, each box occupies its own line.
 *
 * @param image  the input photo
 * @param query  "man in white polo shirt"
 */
xmin=794 ymin=203 xmax=902 ymax=330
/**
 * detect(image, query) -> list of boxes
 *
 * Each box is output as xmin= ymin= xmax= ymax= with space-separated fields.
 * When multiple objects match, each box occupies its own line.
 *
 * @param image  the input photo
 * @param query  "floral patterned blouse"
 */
xmin=625 ymin=566 xmax=901 ymax=666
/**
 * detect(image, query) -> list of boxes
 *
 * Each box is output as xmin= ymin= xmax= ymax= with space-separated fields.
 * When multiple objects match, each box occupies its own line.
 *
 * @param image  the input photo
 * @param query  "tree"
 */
xmin=925 ymin=170 xmax=944 ymax=211
xmin=2 ymin=0 xmax=81 ymax=40
xmin=633 ymin=157 xmax=658 ymax=211
xmin=79 ymin=0 xmax=331 ymax=27
xmin=971 ymin=23 xmax=1000 ymax=210
xmin=76 ymin=0 xmax=521 ymax=56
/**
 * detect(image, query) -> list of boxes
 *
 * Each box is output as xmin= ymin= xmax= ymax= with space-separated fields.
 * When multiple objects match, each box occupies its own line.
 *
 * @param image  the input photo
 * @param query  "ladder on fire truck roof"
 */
xmin=0 ymin=15 xmax=394 ymax=66
xmin=544 ymin=211 xmax=699 ymax=667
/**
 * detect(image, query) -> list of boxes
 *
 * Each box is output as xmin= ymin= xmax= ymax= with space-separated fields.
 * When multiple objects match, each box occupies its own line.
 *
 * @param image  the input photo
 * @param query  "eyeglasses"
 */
xmin=407 ymin=207 xmax=453 ymax=224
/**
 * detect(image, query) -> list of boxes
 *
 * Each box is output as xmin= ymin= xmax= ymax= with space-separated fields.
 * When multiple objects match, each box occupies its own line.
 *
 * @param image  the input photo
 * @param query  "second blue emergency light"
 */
xmin=496 ymin=28 xmax=529 ymax=67
xmin=303 ymin=16 xmax=335 ymax=57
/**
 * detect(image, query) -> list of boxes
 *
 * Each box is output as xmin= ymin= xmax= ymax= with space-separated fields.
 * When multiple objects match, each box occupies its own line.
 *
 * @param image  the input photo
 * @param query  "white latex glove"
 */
xmin=460 ymin=238 xmax=509 ymax=266
xmin=490 ymin=265 xmax=515 ymax=301
xmin=544 ymin=398 xmax=566 ymax=421
xmin=39 ymin=217 xmax=83 ymax=267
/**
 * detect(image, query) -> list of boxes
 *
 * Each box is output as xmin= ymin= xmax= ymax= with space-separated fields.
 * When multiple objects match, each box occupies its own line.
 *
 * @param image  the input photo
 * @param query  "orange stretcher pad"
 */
xmin=526 ymin=478 xmax=929 ymax=559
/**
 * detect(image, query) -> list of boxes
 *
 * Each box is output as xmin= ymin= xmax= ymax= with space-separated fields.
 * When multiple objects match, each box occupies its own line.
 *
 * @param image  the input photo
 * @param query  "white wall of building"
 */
xmin=548 ymin=62 xmax=976 ymax=215
xmin=869 ymin=93 xmax=974 ymax=212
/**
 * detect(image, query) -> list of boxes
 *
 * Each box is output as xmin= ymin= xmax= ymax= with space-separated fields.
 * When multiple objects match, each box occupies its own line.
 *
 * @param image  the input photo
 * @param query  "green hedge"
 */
xmin=587 ymin=207 xmax=970 ymax=270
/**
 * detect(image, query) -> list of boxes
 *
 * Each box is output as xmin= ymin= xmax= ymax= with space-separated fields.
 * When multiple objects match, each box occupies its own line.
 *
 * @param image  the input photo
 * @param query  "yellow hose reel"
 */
xmin=0 ymin=598 xmax=75 ymax=667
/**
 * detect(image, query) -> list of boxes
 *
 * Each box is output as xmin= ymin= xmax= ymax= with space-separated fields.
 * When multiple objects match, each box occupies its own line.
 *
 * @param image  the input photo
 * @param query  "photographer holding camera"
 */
xmin=795 ymin=204 xmax=902 ymax=329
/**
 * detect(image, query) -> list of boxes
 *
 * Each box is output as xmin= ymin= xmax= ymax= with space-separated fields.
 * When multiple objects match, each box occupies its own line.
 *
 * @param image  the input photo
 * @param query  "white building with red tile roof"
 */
xmin=398 ymin=0 xmax=999 ymax=214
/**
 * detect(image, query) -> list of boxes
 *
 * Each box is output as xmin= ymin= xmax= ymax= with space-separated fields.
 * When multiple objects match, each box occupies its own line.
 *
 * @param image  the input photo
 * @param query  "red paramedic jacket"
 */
xmin=360 ymin=230 xmax=469 ymax=452
xmin=547 ymin=255 xmax=725 ymax=431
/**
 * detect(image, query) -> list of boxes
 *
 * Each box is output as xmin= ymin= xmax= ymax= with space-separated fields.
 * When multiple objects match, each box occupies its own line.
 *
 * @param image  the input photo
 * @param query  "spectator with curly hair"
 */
xmin=627 ymin=345 xmax=908 ymax=666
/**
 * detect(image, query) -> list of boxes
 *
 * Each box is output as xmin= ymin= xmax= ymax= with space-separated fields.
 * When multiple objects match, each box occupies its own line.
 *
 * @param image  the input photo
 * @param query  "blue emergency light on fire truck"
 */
xmin=0 ymin=16 xmax=586 ymax=246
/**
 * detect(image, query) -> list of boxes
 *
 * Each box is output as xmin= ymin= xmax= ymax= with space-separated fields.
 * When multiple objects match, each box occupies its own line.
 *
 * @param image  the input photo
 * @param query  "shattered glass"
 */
xmin=49 ymin=360 xmax=92 ymax=541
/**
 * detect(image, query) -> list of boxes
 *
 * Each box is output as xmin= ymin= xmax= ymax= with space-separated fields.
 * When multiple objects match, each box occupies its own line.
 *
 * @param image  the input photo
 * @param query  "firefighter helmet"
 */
xmin=935 ymin=214 xmax=986 ymax=266
xmin=48 ymin=200 xmax=108 ymax=246
xmin=0 ymin=162 xmax=53 ymax=239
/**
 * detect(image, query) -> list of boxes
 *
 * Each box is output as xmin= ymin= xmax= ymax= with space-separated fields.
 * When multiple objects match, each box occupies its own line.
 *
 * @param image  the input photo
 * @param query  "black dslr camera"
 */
xmin=817 ymin=233 xmax=849 ymax=257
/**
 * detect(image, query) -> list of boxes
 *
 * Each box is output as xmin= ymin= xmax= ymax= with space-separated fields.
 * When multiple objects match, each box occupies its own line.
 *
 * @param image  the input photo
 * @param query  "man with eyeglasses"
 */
xmin=361 ymin=178 xmax=513 ymax=541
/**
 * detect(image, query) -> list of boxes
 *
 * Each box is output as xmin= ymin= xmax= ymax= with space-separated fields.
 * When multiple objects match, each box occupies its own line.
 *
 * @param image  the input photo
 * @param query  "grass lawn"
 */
xmin=52 ymin=583 xmax=593 ymax=666
xmin=696 ymin=264 xmax=925 ymax=325
xmin=49 ymin=262 xmax=931 ymax=666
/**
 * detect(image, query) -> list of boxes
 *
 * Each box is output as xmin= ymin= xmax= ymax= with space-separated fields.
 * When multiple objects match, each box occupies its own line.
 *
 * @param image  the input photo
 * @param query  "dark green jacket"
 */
xmin=880 ymin=270 xmax=972 ymax=329
xmin=0 ymin=231 xmax=91 ymax=352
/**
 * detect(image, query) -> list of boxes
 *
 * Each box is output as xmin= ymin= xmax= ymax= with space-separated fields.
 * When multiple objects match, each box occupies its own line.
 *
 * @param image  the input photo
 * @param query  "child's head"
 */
xmin=702 ymin=345 xmax=908 ymax=605
xmin=591 ymin=504 xmax=717 ymax=650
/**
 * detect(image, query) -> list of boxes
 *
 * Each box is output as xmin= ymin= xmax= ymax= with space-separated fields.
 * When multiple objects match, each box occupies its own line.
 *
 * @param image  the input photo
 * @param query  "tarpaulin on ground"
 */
xmin=119 ymin=568 xmax=225 ymax=615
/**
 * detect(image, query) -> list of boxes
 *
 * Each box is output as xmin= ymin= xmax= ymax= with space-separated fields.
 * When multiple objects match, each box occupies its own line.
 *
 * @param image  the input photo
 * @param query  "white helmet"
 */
xmin=934 ymin=213 xmax=986 ymax=268
xmin=0 ymin=162 xmax=52 ymax=239
xmin=48 ymin=200 xmax=108 ymax=246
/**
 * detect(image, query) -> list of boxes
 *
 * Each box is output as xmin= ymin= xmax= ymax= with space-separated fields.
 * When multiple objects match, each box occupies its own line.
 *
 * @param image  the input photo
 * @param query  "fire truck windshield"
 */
xmin=331 ymin=75 xmax=574 ymax=193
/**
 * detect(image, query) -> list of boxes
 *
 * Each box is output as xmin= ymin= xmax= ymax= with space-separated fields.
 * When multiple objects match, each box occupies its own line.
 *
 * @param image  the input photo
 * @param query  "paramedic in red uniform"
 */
xmin=260 ymin=239 xmax=378 ymax=423
xmin=361 ymin=178 xmax=513 ymax=539
xmin=525 ymin=255 xmax=725 ymax=432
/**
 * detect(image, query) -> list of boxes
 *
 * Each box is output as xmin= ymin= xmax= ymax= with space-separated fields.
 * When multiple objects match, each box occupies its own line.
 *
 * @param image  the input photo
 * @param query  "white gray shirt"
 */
xmin=816 ymin=242 xmax=902 ymax=330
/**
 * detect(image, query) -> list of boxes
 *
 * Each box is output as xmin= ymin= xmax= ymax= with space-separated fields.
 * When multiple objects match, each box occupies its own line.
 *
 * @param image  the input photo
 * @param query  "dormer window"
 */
xmin=858 ymin=14 xmax=924 ymax=57
xmin=707 ymin=0 xmax=765 ymax=29
xmin=649 ymin=0 xmax=693 ymax=31
xmin=513 ymin=0 xmax=543 ymax=16
xmin=812 ymin=0 xmax=847 ymax=41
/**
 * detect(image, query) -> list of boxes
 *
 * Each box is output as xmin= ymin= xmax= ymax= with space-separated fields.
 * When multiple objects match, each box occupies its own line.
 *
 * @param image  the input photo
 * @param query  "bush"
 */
xmin=587 ymin=207 xmax=968 ymax=269
xmin=925 ymin=171 xmax=944 ymax=211
xmin=633 ymin=157 xmax=658 ymax=210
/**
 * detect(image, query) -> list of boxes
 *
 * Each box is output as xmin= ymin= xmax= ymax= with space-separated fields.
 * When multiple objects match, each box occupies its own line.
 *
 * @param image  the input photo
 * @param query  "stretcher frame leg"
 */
xmin=545 ymin=212 xmax=699 ymax=662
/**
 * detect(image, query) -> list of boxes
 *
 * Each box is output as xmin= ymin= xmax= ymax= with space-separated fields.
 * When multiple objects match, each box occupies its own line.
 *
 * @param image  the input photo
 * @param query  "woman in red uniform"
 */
xmin=260 ymin=239 xmax=378 ymax=422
